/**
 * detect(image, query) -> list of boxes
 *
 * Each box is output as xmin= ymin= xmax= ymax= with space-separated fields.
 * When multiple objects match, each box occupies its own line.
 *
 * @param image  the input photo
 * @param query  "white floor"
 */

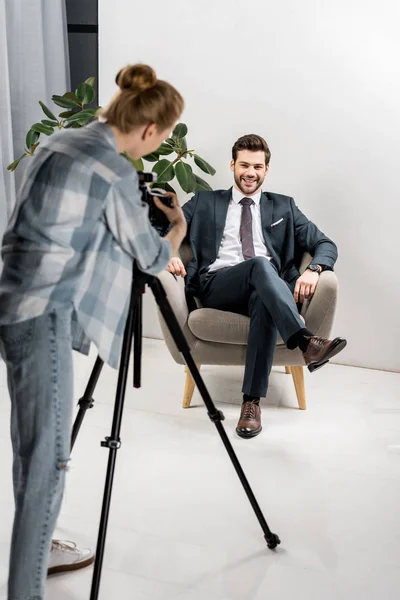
xmin=0 ymin=339 xmax=400 ymax=600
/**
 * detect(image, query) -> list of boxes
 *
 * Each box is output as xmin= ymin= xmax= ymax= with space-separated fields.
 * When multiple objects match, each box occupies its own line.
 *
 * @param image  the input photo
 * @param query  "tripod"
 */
xmin=71 ymin=264 xmax=281 ymax=600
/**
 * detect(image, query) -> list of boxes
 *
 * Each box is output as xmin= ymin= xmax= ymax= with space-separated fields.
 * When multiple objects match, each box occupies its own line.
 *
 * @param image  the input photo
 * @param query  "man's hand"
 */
xmin=294 ymin=270 xmax=320 ymax=303
xmin=167 ymin=256 xmax=186 ymax=277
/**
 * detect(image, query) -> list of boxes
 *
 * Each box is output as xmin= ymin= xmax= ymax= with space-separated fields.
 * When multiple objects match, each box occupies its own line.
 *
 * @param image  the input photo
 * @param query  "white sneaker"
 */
xmin=48 ymin=540 xmax=95 ymax=575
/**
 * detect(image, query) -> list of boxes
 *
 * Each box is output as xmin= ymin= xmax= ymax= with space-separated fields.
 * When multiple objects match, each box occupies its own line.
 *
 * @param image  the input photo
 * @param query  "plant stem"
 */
xmin=171 ymin=149 xmax=195 ymax=165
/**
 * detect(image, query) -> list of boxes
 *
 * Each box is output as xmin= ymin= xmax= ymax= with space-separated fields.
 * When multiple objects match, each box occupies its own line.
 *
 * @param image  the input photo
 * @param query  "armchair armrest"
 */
xmin=156 ymin=270 xmax=197 ymax=363
xmin=301 ymin=270 xmax=338 ymax=338
xmin=299 ymin=252 xmax=313 ymax=274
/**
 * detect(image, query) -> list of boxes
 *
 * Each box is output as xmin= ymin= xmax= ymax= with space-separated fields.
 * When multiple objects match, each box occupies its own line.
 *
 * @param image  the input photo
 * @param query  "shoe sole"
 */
xmin=308 ymin=360 xmax=329 ymax=373
xmin=236 ymin=426 xmax=262 ymax=439
xmin=48 ymin=554 xmax=95 ymax=576
xmin=307 ymin=338 xmax=347 ymax=373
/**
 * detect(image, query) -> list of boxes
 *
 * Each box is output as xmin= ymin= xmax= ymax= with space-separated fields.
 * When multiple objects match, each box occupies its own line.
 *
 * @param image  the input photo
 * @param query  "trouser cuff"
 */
xmin=286 ymin=327 xmax=314 ymax=350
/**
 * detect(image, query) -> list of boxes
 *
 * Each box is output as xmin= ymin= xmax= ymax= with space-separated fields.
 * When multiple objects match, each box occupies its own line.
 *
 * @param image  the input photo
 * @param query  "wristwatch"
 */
xmin=307 ymin=264 xmax=322 ymax=274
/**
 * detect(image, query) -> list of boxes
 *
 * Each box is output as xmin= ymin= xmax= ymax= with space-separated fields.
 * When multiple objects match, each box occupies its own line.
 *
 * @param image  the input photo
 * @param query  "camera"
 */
xmin=138 ymin=171 xmax=174 ymax=236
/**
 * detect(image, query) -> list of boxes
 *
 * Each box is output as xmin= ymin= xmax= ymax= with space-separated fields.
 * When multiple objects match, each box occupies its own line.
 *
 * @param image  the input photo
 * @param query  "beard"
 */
xmin=234 ymin=172 xmax=263 ymax=196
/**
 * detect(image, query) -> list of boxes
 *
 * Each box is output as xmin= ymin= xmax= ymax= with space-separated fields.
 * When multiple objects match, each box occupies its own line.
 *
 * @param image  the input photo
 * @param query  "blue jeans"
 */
xmin=0 ymin=306 xmax=74 ymax=600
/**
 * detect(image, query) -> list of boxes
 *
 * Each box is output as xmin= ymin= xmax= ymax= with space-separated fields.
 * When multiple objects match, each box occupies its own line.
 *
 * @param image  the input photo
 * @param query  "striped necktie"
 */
xmin=239 ymin=198 xmax=255 ymax=260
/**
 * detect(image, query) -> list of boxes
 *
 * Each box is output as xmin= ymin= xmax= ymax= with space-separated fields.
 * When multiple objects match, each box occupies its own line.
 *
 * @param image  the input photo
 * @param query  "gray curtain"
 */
xmin=0 ymin=0 xmax=70 ymax=240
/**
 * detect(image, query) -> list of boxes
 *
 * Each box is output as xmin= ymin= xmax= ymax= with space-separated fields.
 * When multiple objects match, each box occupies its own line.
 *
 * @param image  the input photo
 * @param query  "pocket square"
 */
xmin=271 ymin=218 xmax=284 ymax=227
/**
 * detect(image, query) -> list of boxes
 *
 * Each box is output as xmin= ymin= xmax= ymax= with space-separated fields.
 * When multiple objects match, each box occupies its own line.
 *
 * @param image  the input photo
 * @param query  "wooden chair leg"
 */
xmin=290 ymin=366 xmax=307 ymax=410
xmin=182 ymin=365 xmax=200 ymax=409
xmin=285 ymin=366 xmax=292 ymax=374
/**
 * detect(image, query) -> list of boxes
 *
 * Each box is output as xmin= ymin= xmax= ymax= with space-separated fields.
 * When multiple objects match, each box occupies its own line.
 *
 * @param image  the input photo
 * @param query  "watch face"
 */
xmin=309 ymin=265 xmax=319 ymax=272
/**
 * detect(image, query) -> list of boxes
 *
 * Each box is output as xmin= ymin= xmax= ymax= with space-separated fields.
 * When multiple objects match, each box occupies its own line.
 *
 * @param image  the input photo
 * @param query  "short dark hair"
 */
xmin=232 ymin=134 xmax=271 ymax=166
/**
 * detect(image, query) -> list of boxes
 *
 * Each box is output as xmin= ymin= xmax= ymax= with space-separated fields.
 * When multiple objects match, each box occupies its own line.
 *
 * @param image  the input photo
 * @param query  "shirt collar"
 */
xmin=232 ymin=186 xmax=262 ymax=206
xmin=87 ymin=120 xmax=118 ymax=151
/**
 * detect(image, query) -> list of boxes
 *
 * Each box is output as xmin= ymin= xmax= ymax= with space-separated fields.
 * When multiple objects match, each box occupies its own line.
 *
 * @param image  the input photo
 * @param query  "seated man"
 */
xmin=167 ymin=134 xmax=346 ymax=439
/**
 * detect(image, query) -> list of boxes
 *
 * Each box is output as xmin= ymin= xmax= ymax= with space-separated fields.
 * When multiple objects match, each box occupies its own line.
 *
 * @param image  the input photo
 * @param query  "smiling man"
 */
xmin=168 ymin=134 xmax=346 ymax=439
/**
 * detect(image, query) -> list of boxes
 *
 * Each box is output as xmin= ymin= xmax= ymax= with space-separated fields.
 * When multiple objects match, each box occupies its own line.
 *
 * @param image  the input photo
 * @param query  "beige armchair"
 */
xmin=157 ymin=244 xmax=338 ymax=410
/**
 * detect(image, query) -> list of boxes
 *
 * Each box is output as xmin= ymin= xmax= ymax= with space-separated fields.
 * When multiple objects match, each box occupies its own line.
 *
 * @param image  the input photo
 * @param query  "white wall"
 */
xmin=99 ymin=0 xmax=400 ymax=372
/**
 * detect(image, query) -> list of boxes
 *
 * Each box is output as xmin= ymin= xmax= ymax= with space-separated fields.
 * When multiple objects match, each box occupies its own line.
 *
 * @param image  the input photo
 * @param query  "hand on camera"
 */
xmin=153 ymin=194 xmax=186 ymax=230
xmin=155 ymin=193 xmax=187 ymax=257
xmin=167 ymin=257 xmax=186 ymax=277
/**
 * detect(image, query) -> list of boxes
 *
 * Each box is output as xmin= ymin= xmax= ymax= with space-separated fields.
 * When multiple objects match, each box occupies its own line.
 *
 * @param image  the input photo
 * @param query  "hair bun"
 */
xmin=116 ymin=64 xmax=157 ymax=94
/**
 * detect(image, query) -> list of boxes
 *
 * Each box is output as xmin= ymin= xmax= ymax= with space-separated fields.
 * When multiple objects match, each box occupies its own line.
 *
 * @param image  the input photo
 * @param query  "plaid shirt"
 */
xmin=0 ymin=121 xmax=171 ymax=368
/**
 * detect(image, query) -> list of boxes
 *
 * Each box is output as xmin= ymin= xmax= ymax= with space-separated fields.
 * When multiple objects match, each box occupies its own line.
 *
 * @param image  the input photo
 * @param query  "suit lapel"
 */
xmin=214 ymin=188 xmax=232 ymax=255
xmin=260 ymin=192 xmax=279 ymax=263
xmin=260 ymin=191 xmax=273 ymax=230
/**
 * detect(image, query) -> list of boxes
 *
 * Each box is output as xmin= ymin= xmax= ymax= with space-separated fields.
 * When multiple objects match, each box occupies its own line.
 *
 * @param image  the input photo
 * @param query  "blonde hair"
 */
xmin=99 ymin=64 xmax=184 ymax=133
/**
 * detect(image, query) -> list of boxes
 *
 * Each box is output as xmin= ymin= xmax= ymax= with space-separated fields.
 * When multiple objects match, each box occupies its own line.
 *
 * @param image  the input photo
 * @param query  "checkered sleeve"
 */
xmin=104 ymin=170 xmax=171 ymax=275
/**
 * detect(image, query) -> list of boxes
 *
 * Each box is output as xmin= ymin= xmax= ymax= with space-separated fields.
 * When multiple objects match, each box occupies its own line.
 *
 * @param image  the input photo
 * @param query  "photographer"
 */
xmin=0 ymin=64 xmax=186 ymax=600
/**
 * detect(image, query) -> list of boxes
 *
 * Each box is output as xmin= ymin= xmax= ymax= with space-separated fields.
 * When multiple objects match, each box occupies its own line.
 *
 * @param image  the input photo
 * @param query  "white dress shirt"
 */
xmin=209 ymin=187 xmax=271 ymax=272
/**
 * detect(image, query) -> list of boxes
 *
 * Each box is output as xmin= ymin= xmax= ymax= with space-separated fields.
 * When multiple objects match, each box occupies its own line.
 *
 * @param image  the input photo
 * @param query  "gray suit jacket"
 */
xmin=182 ymin=188 xmax=338 ymax=297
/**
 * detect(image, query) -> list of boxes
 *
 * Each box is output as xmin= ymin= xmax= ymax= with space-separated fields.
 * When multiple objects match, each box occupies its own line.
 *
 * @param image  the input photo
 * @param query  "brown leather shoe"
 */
xmin=236 ymin=400 xmax=262 ymax=439
xmin=303 ymin=335 xmax=347 ymax=372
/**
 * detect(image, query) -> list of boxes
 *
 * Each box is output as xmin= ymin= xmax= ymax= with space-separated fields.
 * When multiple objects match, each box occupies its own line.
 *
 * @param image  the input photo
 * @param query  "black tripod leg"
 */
xmin=149 ymin=277 xmax=281 ymax=550
xmin=133 ymin=294 xmax=142 ymax=388
xmin=90 ymin=283 xmax=139 ymax=600
xmin=71 ymin=356 xmax=104 ymax=451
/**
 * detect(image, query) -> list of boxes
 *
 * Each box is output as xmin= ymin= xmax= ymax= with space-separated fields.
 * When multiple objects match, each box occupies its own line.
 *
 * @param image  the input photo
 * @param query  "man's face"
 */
xmin=230 ymin=150 xmax=269 ymax=196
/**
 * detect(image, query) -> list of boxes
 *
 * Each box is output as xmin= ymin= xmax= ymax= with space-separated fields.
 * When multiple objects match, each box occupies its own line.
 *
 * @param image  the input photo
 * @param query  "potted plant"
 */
xmin=8 ymin=78 xmax=216 ymax=194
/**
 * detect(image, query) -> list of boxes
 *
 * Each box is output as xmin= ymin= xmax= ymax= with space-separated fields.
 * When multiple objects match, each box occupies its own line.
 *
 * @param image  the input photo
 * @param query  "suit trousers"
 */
xmin=200 ymin=257 xmax=304 ymax=397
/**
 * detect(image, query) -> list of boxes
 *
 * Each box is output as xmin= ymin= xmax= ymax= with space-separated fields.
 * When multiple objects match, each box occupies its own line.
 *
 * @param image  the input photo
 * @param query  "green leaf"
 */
xmin=175 ymin=161 xmax=196 ymax=193
xmin=151 ymin=181 xmax=176 ymax=194
xmin=85 ymin=77 xmax=96 ymax=87
xmin=83 ymin=107 xmax=98 ymax=115
xmin=194 ymin=174 xmax=213 ymax=192
xmin=65 ymin=109 xmax=97 ymax=122
xmin=64 ymin=91 xmax=79 ymax=102
xmin=172 ymin=123 xmax=188 ymax=139
xmin=121 ymin=152 xmax=144 ymax=171
xmin=152 ymin=159 xmax=175 ymax=183
xmin=194 ymin=154 xmax=216 ymax=176
xmin=52 ymin=94 xmax=79 ymax=108
xmin=41 ymin=119 xmax=57 ymax=127
xmin=76 ymin=83 xmax=95 ymax=105
xmin=157 ymin=143 xmax=175 ymax=156
xmin=30 ymin=142 xmax=40 ymax=155
xmin=179 ymin=136 xmax=187 ymax=152
xmin=26 ymin=129 xmax=40 ymax=149
xmin=73 ymin=120 xmax=92 ymax=128
xmin=164 ymin=139 xmax=179 ymax=153
xmin=143 ymin=152 xmax=160 ymax=162
xmin=58 ymin=110 xmax=78 ymax=119
xmin=38 ymin=101 xmax=57 ymax=121
xmin=7 ymin=154 xmax=27 ymax=172
xmin=130 ymin=158 xmax=144 ymax=170
xmin=31 ymin=122 xmax=55 ymax=136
